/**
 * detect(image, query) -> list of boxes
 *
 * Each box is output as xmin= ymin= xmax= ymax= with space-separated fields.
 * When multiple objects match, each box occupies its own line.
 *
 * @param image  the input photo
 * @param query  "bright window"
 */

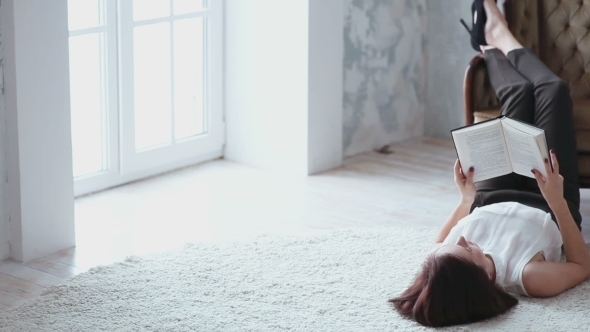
xmin=67 ymin=0 xmax=224 ymax=196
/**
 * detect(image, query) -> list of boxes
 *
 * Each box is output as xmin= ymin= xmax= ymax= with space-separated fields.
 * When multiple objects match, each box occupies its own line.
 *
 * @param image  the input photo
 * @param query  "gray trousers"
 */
xmin=472 ymin=48 xmax=582 ymax=229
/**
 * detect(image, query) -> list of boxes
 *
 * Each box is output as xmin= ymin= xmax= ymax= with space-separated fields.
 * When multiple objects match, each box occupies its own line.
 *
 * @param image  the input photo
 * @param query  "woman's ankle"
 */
xmin=498 ymin=38 xmax=524 ymax=56
xmin=484 ymin=12 xmax=523 ymax=53
xmin=480 ymin=45 xmax=497 ymax=53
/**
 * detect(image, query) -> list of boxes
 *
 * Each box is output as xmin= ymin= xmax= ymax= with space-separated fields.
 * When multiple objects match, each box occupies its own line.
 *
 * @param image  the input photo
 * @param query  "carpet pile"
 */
xmin=1 ymin=226 xmax=589 ymax=331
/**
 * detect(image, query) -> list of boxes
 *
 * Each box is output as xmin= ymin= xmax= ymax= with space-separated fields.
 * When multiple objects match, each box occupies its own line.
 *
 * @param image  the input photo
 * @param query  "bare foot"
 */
xmin=483 ymin=0 xmax=509 ymax=48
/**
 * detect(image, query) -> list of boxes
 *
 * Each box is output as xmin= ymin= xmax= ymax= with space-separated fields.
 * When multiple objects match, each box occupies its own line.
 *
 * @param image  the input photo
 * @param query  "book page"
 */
xmin=535 ymin=135 xmax=549 ymax=161
xmin=501 ymin=117 xmax=544 ymax=136
xmin=502 ymin=122 xmax=548 ymax=179
xmin=452 ymin=120 xmax=512 ymax=182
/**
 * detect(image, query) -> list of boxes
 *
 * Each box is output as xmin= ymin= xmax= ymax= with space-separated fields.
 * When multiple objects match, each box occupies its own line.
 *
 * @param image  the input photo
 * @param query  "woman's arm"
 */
xmin=551 ymin=201 xmax=590 ymax=273
xmin=433 ymin=160 xmax=475 ymax=245
xmin=523 ymin=151 xmax=590 ymax=297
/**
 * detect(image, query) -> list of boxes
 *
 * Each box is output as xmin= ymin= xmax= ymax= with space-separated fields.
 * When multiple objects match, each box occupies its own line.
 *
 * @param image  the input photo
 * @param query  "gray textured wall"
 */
xmin=424 ymin=0 xmax=505 ymax=138
xmin=0 ymin=0 xmax=10 ymax=259
xmin=343 ymin=0 xmax=427 ymax=157
xmin=342 ymin=0 xmax=495 ymax=153
xmin=424 ymin=0 xmax=475 ymax=138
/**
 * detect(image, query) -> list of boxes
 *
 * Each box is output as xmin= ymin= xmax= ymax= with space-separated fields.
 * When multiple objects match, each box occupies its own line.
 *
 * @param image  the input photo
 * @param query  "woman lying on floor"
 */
xmin=389 ymin=0 xmax=590 ymax=327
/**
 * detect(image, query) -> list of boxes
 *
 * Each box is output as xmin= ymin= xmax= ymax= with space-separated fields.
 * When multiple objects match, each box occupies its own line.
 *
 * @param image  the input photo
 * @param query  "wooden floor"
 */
xmin=0 ymin=137 xmax=589 ymax=311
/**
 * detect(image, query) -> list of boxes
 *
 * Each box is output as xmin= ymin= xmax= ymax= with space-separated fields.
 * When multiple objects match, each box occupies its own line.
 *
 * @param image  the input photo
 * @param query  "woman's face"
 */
xmin=434 ymin=236 xmax=488 ymax=269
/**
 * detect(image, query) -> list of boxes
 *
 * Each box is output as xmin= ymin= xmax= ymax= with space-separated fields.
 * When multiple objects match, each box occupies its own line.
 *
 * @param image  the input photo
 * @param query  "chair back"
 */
xmin=505 ymin=0 xmax=590 ymax=99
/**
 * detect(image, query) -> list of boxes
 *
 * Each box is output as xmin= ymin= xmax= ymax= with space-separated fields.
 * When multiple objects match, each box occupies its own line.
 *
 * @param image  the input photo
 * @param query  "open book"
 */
xmin=451 ymin=116 xmax=549 ymax=183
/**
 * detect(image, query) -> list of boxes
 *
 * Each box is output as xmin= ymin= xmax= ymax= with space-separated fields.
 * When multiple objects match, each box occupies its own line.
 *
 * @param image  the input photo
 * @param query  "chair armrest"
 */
xmin=463 ymin=54 xmax=485 ymax=125
xmin=504 ymin=0 xmax=540 ymax=53
xmin=463 ymin=54 xmax=501 ymax=126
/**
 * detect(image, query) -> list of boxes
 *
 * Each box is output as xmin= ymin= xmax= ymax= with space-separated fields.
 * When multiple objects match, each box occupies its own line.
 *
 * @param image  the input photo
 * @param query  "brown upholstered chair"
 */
xmin=463 ymin=0 xmax=590 ymax=187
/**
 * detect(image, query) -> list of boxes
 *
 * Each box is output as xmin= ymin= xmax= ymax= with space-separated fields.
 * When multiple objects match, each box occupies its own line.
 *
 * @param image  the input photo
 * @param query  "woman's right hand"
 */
xmin=532 ymin=150 xmax=566 ymax=210
xmin=454 ymin=159 xmax=476 ymax=204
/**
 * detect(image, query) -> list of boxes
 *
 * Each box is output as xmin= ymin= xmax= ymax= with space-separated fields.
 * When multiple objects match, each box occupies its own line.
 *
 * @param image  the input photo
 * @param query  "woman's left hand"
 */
xmin=454 ymin=159 xmax=476 ymax=204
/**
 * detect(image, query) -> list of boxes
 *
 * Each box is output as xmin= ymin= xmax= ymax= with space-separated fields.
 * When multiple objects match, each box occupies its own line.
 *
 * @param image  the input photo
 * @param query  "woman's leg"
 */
xmin=482 ymin=0 xmax=582 ymax=227
xmin=474 ymin=48 xmax=534 ymax=194
xmin=507 ymin=50 xmax=579 ymax=203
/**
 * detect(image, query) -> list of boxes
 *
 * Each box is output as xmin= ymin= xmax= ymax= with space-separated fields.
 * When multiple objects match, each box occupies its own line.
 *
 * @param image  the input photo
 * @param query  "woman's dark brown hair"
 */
xmin=389 ymin=253 xmax=518 ymax=327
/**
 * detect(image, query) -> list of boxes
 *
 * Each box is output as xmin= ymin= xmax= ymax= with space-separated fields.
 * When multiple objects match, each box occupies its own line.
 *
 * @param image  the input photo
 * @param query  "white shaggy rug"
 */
xmin=1 ymin=226 xmax=590 ymax=331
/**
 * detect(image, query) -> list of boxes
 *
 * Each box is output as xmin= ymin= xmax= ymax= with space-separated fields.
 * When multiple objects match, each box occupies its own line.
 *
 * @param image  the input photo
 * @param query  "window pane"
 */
xmin=173 ymin=0 xmax=205 ymax=15
xmin=133 ymin=0 xmax=171 ymax=21
xmin=69 ymin=33 xmax=106 ymax=177
xmin=174 ymin=18 xmax=204 ymax=139
xmin=134 ymin=22 xmax=172 ymax=150
xmin=68 ymin=0 xmax=103 ymax=31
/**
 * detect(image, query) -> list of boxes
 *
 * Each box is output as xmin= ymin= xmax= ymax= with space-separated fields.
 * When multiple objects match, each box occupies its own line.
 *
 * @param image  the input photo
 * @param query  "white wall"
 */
xmin=308 ymin=0 xmax=344 ymax=174
xmin=225 ymin=0 xmax=309 ymax=175
xmin=2 ymin=0 xmax=75 ymax=262
xmin=0 ymin=0 xmax=343 ymax=259
xmin=225 ymin=0 xmax=344 ymax=175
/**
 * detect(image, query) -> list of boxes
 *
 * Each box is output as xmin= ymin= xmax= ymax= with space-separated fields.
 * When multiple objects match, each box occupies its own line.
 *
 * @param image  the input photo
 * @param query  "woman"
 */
xmin=390 ymin=0 xmax=590 ymax=327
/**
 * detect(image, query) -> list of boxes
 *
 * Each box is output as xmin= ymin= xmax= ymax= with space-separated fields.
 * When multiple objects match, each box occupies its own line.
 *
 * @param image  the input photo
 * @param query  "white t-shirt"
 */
xmin=442 ymin=202 xmax=563 ymax=296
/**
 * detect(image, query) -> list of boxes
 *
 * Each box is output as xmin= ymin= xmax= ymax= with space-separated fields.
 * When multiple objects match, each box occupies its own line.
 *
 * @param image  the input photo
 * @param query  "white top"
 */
xmin=442 ymin=202 xmax=563 ymax=296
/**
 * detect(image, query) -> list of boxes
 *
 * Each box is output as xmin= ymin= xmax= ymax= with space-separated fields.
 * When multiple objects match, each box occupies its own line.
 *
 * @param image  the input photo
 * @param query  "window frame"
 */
xmin=68 ymin=0 xmax=224 ymax=196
